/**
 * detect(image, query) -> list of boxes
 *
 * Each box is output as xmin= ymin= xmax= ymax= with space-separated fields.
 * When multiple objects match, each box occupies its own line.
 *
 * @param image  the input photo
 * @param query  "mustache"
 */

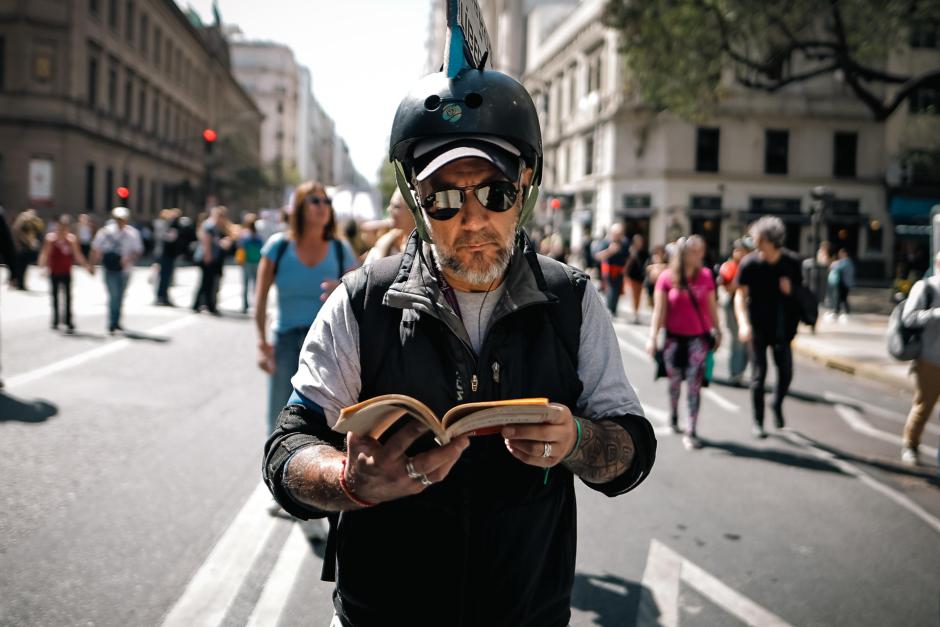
xmin=454 ymin=231 xmax=501 ymax=248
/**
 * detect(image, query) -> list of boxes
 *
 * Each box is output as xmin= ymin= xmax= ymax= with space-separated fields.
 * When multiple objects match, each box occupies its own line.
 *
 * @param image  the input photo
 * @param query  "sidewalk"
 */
xmin=792 ymin=313 xmax=914 ymax=392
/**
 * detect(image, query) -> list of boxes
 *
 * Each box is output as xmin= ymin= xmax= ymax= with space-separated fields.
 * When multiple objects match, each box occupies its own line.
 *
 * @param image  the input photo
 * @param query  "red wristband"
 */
xmin=340 ymin=457 xmax=375 ymax=508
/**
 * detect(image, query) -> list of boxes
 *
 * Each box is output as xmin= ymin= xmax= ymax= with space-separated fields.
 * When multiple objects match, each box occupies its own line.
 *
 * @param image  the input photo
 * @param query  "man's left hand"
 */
xmin=501 ymin=403 xmax=578 ymax=468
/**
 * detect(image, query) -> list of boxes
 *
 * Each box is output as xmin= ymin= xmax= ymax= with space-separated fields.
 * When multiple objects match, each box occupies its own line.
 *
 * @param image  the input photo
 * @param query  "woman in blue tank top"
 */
xmin=255 ymin=181 xmax=358 ymax=433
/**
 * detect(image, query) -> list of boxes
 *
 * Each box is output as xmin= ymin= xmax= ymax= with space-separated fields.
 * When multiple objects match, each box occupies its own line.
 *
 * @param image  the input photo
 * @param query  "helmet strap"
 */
xmin=519 ymin=182 xmax=540 ymax=226
xmin=393 ymin=160 xmax=433 ymax=244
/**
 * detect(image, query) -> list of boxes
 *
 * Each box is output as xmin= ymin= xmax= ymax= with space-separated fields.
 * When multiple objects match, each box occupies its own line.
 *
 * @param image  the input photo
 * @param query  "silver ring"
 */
xmin=542 ymin=442 xmax=552 ymax=458
xmin=419 ymin=474 xmax=433 ymax=486
xmin=405 ymin=458 xmax=422 ymax=481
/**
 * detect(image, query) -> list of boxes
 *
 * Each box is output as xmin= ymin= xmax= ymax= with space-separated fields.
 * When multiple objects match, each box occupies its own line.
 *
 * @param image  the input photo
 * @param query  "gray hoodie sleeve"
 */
xmin=902 ymin=279 xmax=940 ymax=329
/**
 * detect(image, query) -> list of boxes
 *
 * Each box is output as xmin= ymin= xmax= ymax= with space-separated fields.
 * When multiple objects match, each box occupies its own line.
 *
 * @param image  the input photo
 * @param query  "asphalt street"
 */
xmin=1 ymin=263 xmax=938 ymax=627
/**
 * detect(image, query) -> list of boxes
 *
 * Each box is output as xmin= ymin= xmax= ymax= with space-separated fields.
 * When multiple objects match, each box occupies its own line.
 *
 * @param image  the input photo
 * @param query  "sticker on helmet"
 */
xmin=442 ymin=103 xmax=463 ymax=124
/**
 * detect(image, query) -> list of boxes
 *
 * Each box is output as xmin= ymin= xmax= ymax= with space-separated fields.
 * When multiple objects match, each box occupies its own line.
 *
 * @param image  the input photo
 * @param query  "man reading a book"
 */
xmin=262 ymin=67 xmax=656 ymax=627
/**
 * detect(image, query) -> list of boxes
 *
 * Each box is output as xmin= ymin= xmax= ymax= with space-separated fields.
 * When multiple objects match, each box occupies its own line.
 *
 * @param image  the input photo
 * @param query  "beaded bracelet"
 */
xmin=340 ymin=457 xmax=375 ymax=508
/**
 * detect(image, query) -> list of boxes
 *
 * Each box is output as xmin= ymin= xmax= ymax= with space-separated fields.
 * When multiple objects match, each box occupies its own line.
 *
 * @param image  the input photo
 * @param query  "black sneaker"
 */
xmin=773 ymin=406 xmax=785 ymax=429
xmin=752 ymin=425 xmax=768 ymax=439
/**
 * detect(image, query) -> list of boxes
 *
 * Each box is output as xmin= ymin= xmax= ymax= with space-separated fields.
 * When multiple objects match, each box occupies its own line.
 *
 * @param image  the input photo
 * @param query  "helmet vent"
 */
xmin=464 ymin=93 xmax=483 ymax=108
xmin=424 ymin=95 xmax=442 ymax=110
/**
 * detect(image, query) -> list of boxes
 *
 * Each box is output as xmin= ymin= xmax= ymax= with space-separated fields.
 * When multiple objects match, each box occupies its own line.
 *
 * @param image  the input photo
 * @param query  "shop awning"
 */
xmin=890 ymin=196 xmax=940 ymax=219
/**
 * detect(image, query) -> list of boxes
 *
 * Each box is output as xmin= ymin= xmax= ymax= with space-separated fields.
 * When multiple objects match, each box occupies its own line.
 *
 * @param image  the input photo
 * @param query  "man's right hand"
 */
xmin=738 ymin=323 xmax=752 ymax=344
xmin=343 ymin=421 xmax=470 ymax=506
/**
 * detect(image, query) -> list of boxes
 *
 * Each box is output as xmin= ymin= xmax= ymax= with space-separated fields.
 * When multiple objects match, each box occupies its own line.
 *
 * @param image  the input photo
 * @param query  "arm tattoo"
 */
xmin=284 ymin=445 xmax=354 ymax=512
xmin=562 ymin=419 xmax=635 ymax=483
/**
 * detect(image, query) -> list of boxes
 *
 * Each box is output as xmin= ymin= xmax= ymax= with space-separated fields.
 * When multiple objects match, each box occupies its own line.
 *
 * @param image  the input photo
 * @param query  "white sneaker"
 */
xmin=901 ymin=447 xmax=919 ymax=466
xmin=838 ymin=314 xmax=849 ymax=324
xmin=682 ymin=434 xmax=702 ymax=450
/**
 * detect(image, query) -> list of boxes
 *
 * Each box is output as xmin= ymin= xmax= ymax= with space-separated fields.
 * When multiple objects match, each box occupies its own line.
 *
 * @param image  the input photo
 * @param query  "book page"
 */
xmin=440 ymin=398 xmax=548 ymax=427
xmin=335 ymin=395 xmax=443 ymax=440
xmin=444 ymin=405 xmax=550 ymax=438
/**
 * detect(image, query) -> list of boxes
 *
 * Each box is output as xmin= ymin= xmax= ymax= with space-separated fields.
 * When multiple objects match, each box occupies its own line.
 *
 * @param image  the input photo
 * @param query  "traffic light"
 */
xmin=116 ymin=186 xmax=130 ymax=201
xmin=203 ymin=128 xmax=217 ymax=154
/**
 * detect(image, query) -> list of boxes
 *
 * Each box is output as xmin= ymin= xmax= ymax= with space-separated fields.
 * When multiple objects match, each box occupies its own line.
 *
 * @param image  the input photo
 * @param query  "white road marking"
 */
xmin=161 ymin=482 xmax=279 ymax=627
xmin=825 ymin=391 xmax=940 ymax=436
xmin=5 ymin=315 xmax=198 ymax=389
xmin=703 ymin=388 xmax=740 ymax=412
xmin=835 ymin=404 xmax=938 ymax=460
xmin=783 ymin=430 xmax=940 ymax=536
xmin=618 ymin=335 xmax=649 ymax=361
xmin=638 ymin=539 xmax=681 ymax=627
xmin=638 ymin=540 xmax=794 ymax=627
xmin=246 ymin=523 xmax=310 ymax=627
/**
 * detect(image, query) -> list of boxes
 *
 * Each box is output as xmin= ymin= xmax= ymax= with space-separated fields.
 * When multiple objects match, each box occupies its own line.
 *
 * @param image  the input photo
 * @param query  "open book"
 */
xmin=335 ymin=395 xmax=550 ymax=445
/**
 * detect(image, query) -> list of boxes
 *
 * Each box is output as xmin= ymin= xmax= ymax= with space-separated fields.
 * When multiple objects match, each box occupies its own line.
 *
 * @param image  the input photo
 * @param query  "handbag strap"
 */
xmin=680 ymin=274 xmax=712 ymax=335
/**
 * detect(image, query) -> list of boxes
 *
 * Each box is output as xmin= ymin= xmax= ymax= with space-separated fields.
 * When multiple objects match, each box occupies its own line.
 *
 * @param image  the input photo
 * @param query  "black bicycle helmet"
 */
xmin=388 ymin=68 xmax=543 ymax=241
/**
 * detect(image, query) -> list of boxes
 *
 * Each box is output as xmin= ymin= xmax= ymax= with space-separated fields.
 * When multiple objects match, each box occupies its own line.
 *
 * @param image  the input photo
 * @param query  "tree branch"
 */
xmin=881 ymin=68 xmax=940 ymax=119
xmin=737 ymin=63 xmax=840 ymax=92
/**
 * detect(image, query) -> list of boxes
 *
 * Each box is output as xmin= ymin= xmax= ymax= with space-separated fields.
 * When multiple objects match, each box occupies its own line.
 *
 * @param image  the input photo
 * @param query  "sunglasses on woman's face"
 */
xmin=417 ymin=181 xmax=520 ymax=221
xmin=306 ymin=195 xmax=331 ymax=206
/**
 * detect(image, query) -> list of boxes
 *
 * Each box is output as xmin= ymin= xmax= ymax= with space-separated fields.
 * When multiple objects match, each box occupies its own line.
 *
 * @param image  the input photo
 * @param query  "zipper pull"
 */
xmin=491 ymin=361 xmax=500 ymax=384
xmin=471 ymin=374 xmax=478 ymax=392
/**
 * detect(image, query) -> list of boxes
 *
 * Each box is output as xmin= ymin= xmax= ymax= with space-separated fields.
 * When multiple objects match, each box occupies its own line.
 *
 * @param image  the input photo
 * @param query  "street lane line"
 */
xmin=703 ymin=388 xmax=740 ymax=412
xmin=783 ymin=430 xmax=940 ymax=536
xmin=680 ymin=551 xmax=793 ymax=627
xmin=835 ymin=404 xmax=938 ymax=460
xmin=638 ymin=540 xmax=681 ymax=627
xmin=640 ymin=540 xmax=795 ymax=627
xmin=246 ymin=523 xmax=309 ymax=627
xmin=825 ymin=392 xmax=940 ymax=435
xmin=161 ymin=482 xmax=279 ymax=627
xmin=5 ymin=315 xmax=198 ymax=389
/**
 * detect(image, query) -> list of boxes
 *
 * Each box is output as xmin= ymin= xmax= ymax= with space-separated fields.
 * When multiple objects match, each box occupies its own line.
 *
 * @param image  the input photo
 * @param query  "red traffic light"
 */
xmin=202 ymin=128 xmax=218 ymax=143
xmin=550 ymin=197 xmax=562 ymax=210
xmin=116 ymin=186 xmax=130 ymax=200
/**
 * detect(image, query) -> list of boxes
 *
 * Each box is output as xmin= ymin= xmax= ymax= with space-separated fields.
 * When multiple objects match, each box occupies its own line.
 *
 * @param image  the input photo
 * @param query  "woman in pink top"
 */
xmin=646 ymin=236 xmax=721 ymax=449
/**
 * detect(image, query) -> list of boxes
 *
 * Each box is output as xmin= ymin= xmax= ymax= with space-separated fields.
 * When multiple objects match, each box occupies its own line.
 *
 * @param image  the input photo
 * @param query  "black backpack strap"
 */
xmin=271 ymin=237 xmax=290 ymax=277
xmin=333 ymin=239 xmax=345 ymax=279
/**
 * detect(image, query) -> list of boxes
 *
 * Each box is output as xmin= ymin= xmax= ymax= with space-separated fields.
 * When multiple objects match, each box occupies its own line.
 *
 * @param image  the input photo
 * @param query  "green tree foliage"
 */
xmin=604 ymin=0 xmax=940 ymax=120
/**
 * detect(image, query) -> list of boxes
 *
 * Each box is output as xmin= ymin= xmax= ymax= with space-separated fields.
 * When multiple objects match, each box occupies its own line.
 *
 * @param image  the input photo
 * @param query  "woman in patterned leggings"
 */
xmin=647 ymin=236 xmax=721 ymax=449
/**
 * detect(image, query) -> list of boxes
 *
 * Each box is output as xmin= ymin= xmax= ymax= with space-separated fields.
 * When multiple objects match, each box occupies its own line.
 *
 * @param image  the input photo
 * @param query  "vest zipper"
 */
xmin=471 ymin=374 xmax=478 ymax=392
xmin=492 ymin=361 xmax=500 ymax=384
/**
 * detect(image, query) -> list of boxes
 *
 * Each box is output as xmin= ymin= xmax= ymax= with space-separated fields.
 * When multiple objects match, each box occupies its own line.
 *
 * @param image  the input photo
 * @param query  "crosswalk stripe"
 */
xmin=161 ymin=483 xmax=279 ymax=627
xmin=246 ymin=523 xmax=310 ymax=627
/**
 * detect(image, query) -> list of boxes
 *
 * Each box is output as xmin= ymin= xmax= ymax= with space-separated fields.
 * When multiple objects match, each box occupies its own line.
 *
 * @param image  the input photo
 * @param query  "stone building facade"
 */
xmin=0 ymin=0 xmax=262 ymax=221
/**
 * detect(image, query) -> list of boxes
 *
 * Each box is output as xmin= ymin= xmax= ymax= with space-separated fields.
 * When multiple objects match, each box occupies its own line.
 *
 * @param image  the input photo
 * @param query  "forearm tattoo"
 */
xmin=284 ymin=445 xmax=350 ymax=512
xmin=563 ymin=419 xmax=635 ymax=483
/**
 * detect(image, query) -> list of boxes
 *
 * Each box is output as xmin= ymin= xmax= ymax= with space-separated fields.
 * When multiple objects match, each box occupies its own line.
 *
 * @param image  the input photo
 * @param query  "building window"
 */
xmin=89 ymin=0 xmax=100 ymax=17
xmin=0 ymin=37 xmax=5 ymax=92
xmin=137 ymin=82 xmax=146 ymax=126
xmin=136 ymin=175 xmax=144 ymax=212
xmin=833 ymin=132 xmax=857 ymax=178
xmin=154 ymin=27 xmax=162 ymax=67
xmin=104 ymin=167 xmax=114 ymax=212
xmin=108 ymin=0 xmax=118 ymax=31
xmin=107 ymin=64 xmax=117 ymax=114
xmin=690 ymin=195 xmax=722 ymax=211
xmin=277 ymin=101 xmax=284 ymax=114
xmin=152 ymin=91 xmax=159 ymax=132
xmin=586 ymin=49 xmax=604 ymax=95
xmin=910 ymin=22 xmax=939 ymax=48
xmin=909 ymin=86 xmax=940 ymax=115
xmin=87 ymin=55 xmax=98 ymax=108
xmin=695 ymin=127 xmax=720 ymax=172
xmin=568 ymin=64 xmax=577 ymax=112
xmin=623 ymin=194 xmax=652 ymax=209
xmin=764 ymin=129 xmax=789 ymax=175
xmin=140 ymin=14 xmax=148 ymax=54
xmin=584 ymin=134 xmax=595 ymax=176
xmin=125 ymin=1 xmax=134 ymax=43
xmin=85 ymin=163 xmax=96 ymax=211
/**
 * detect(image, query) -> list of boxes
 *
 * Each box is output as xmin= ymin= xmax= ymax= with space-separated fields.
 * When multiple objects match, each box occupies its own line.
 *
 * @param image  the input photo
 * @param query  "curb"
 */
xmin=791 ymin=340 xmax=914 ymax=392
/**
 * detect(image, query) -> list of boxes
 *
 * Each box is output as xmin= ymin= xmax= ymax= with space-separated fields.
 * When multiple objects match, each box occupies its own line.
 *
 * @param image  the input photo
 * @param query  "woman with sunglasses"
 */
xmin=255 ymin=181 xmax=358 ymax=434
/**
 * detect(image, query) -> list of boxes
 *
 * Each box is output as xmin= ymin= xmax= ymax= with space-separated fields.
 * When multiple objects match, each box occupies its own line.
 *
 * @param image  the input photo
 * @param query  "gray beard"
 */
xmin=430 ymin=229 xmax=516 ymax=288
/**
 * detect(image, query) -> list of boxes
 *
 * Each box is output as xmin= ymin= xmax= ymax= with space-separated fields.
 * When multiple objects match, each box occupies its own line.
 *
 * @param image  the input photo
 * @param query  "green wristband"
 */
xmin=564 ymin=417 xmax=583 ymax=461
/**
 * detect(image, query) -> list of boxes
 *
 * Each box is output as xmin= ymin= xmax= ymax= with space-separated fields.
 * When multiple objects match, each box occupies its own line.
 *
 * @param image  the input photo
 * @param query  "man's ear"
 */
xmin=520 ymin=167 xmax=534 ymax=187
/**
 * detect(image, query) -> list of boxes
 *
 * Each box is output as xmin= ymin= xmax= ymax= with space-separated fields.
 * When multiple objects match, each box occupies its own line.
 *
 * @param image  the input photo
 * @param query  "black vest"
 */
xmin=333 ymin=235 xmax=588 ymax=627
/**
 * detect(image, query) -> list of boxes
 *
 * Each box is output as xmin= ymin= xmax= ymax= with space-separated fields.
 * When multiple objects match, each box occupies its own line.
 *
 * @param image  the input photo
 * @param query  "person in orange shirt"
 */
xmin=717 ymin=239 xmax=749 ymax=385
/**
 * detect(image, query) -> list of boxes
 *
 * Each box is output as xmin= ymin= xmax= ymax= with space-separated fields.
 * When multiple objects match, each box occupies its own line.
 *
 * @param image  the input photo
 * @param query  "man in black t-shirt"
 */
xmin=734 ymin=216 xmax=803 ymax=437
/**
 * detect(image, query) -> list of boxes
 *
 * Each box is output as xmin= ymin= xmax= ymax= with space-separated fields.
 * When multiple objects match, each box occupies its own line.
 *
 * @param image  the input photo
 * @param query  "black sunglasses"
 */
xmin=417 ymin=181 xmax=520 ymax=221
xmin=306 ymin=195 xmax=331 ymax=206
